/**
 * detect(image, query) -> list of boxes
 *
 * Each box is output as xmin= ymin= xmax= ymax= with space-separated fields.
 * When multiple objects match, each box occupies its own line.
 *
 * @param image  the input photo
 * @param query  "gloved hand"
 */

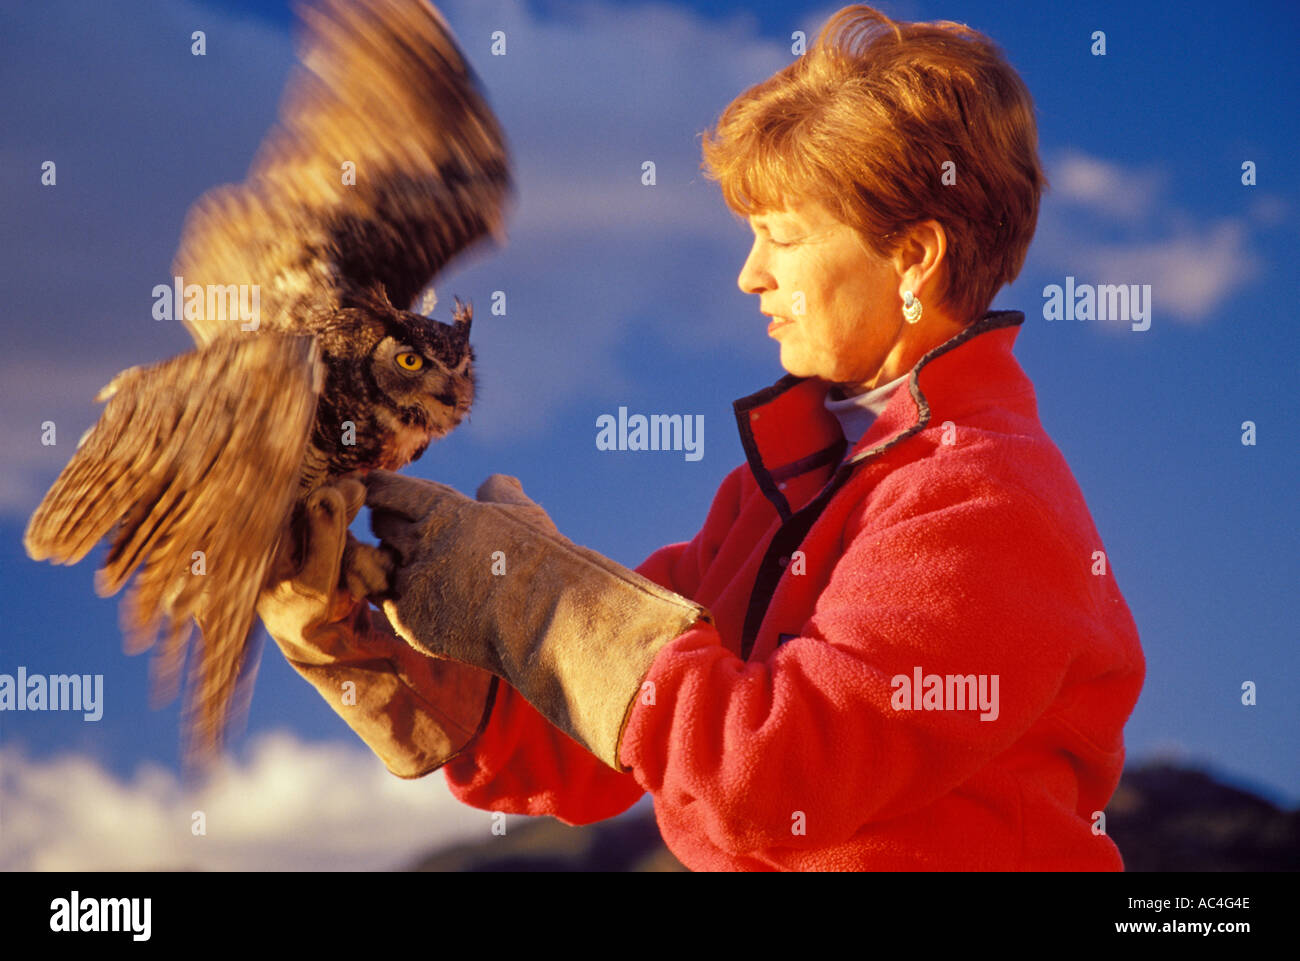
xmin=257 ymin=476 xmax=497 ymax=778
xmin=364 ymin=470 xmax=713 ymax=770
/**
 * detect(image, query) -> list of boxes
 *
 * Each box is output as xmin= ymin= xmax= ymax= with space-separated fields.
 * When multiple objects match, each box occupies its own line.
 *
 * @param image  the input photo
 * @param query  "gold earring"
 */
xmin=902 ymin=291 xmax=922 ymax=324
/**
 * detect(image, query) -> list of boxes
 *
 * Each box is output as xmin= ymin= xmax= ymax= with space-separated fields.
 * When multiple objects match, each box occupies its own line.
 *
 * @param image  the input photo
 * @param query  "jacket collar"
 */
xmin=732 ymin=310 xmax=1026 ymax=519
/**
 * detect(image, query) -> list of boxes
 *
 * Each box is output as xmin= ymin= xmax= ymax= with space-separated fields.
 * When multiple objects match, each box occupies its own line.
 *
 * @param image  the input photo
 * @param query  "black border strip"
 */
xmin=732 ymin=373 xmax=806 ymax=522
xmin=768 ymin=438 xmax=848 ymax=484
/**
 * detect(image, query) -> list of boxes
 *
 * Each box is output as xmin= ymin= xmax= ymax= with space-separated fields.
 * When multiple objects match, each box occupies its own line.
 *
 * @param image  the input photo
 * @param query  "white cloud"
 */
xmin=1051 ymin=150 xmax=1165 ymax=222
xmin=1072 ymin=220 xmax=1260 ymax=323
xmin=1029 ymin=150 xmax=1263 ymax=324
xmin=0 ymin=731 xmax=551 ymax=871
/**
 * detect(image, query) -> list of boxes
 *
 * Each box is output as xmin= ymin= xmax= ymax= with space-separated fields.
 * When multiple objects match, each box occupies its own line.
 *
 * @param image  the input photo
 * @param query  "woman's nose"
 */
xmin=737 ymin=242 xmax=771 ymax=294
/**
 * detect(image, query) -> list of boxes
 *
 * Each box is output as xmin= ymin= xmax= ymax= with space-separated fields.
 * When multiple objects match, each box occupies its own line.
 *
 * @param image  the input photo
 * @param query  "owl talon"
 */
xmin=343 ymin=536 xmax=394 ymax=600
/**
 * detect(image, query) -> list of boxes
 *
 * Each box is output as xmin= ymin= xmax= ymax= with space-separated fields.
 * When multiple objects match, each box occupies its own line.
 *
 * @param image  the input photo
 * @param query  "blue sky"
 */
xmin=1 ymin=0 xmax=1296 ymax=868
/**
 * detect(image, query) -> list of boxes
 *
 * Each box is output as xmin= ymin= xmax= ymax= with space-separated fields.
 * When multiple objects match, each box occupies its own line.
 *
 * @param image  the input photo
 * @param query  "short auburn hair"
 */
xmin=700 ymin=4 xmax=1047 ymax=326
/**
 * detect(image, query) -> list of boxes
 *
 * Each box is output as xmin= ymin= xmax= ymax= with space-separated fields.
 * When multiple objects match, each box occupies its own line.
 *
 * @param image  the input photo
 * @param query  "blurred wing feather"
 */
xmin=24 ymin=334 xmax=323 ymax=763
xmin=173 ymin=0 xmax=511 ymax=346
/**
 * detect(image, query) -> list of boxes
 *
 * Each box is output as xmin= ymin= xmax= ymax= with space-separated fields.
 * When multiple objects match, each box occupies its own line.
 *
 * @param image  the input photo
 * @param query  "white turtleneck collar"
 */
xmin=823 ymin=371 xmax=911 ymax=457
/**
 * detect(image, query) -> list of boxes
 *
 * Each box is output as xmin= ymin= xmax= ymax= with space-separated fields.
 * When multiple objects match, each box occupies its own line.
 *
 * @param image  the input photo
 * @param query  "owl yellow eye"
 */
xmin=395 ymin=352 xmax=424 ymax=371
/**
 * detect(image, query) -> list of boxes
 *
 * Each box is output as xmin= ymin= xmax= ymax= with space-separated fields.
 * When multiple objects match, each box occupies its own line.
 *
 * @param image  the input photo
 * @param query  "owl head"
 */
xmin=373 ymin=296 xmax=475 ymax=458
xmin=313 ymin=284 xmax=477 ymax=470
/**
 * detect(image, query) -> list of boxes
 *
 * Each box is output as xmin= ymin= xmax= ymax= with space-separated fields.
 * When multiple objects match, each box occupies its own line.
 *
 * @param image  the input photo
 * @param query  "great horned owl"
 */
xmin=23 ymin=0 xmax=511 ymax=766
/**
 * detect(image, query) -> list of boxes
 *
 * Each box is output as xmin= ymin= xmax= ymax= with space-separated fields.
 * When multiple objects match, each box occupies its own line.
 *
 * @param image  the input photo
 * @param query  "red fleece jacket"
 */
xmin=443 ymin=309 xmax=1146 ymax=871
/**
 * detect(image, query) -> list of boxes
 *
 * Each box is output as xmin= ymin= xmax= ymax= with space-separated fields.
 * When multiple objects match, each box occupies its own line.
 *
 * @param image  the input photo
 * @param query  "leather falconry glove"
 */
xmin=364 ymin=470 xmax=713 ymax=771
xmin=256 ymin=475 xmax=497 ymax=778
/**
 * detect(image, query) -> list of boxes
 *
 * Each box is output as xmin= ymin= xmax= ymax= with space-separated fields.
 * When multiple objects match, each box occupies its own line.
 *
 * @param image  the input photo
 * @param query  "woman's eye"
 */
xmin=395 ymin=352 xmax=424 ymax=371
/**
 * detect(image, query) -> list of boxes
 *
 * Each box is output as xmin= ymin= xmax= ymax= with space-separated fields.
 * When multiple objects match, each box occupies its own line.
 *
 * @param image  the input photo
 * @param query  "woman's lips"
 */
xmin=767 ymin=316 xmax=792 ymax=335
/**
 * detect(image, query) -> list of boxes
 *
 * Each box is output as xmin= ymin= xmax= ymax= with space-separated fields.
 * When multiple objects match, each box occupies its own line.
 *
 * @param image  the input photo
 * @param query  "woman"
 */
xmin=258 ymin=5 xmax=1145 ymax=871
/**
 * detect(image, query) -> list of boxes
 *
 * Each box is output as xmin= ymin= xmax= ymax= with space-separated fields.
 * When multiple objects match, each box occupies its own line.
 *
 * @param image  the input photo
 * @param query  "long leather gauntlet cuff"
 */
xmin=382 ymin=497 xmax=712 ymax=771
xmin=280 ymin=603 xmax=498 ymax=778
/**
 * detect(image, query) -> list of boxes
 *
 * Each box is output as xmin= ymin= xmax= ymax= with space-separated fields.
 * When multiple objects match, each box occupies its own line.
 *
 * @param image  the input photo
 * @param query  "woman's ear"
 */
xmin=893 ymin=220 xmax=948 ymax=300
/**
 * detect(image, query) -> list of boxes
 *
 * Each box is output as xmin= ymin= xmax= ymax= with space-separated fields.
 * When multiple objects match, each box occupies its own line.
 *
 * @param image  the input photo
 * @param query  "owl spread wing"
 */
xmin=26 ymin=0 xmax=505 ymax=767
xmin=24 ymin=334 xmax=323 ymax=764
xmin=173 ymin=0 xmax=512 ymax=347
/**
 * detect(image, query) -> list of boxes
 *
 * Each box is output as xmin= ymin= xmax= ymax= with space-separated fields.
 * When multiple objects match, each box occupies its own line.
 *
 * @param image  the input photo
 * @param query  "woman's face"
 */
xmin=737 ymin=198 xmax=906 ymax=392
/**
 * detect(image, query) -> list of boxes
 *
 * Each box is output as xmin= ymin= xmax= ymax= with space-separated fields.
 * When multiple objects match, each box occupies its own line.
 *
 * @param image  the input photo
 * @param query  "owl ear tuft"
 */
xmin=452 ymin=296 xmax=472 ymax=341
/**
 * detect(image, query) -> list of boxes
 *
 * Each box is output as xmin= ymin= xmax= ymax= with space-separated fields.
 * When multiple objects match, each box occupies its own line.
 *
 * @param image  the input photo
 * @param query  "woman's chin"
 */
xmin=777 ymin=348 xmax=816 ymax=380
